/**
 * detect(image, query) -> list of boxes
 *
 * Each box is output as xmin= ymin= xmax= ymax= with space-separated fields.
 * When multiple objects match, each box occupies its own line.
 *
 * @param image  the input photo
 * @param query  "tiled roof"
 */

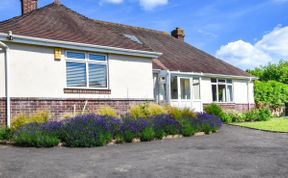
xmin=0 ymin=3 xmax=250 ymax=77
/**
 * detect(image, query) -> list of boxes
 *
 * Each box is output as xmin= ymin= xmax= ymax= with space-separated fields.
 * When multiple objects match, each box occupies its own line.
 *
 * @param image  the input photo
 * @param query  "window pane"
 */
xmin=181 ymin=78 xmax=191 ymax=99
xmin=212 ymin=85 xmax=217 ymax=102
xmin=66 ymin=62 xmax=87 ymax=87
xmin=211 ymin=78 xmax=217 ymax=83
xmin=227 ymin=79 xmax=232 ymax=83
xmin=218 ymin=85 xmax=226 ymax=102
xmin=89 ymin=54 xmax=106 ymax=61
xmin=218 ymin=79 xmax=226 ymax=83
xmin=193 ymin=78 xmax=200 ymax=100
xmin=171 ymin=76 xmax=178 ymax=99
xmin=67 ymin=52 xmax=85 ymax=59
xmin=227 ymin=85 xmax=233 ymax=102
xmin=89 ymin=64 xmax=107 ymax=88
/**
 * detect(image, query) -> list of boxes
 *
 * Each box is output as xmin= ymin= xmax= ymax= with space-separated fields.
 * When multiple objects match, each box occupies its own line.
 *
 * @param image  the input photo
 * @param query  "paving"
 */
xmin=0 ymin=125 xmax=287 ymax=178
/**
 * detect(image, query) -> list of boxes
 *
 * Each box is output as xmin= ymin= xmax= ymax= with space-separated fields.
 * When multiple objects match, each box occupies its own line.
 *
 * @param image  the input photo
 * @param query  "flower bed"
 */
xmin=0 ymin=105 xmax=222 ymax=148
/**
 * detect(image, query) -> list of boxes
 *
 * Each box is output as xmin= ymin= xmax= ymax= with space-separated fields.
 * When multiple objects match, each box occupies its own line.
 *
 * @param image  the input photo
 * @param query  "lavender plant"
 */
xmin=151 ymin=114 xmax=181 ymax=139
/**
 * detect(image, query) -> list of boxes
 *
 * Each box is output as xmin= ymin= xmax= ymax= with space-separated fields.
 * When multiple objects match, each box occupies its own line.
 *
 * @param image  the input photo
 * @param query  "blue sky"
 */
xmin=0 ymin=0 xmax=288 ymax=69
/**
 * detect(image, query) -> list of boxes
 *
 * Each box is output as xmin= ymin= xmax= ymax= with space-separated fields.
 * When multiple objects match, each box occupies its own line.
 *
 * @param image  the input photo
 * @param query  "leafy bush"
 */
xmin=140 ymin=127 xmax=155 ymax=142
xmin=14 ymin=123 xmax=59 ymax=147
xmin=254 ymin=80 xmax=288 ymax=109
xmin=247 ymin=60 xmax=288 ymax=84
xmin=221 ymin=113 xmax=233 ymax=123
xmin=225 ymin=110 xmax=246 ymax=123
xmin=165 ymin=106 xmax=196 ymax=120
xmin=204 ymin=104 xmax=224 ymax=118
xmin=128 ymin=103 xmax=166 ymax=119
xmin=0 ymin=127 xmax=13 ymax=141
xmin=61 ymin=114 xmax=120 ymax=147
xmin=97 ymin=106 xmax=118 ymax=118
xmin=120 ymin=118 xmax=149 ymax=142
xmin=244 ymin=108 xmax=272 ymax=122
xmin=151 ymin=114 xmax=181 ymax=139
xmin=180 ymin=119 xmax=197 ymax=137
xmin=12 ymin=111 xmax=49 ymax=131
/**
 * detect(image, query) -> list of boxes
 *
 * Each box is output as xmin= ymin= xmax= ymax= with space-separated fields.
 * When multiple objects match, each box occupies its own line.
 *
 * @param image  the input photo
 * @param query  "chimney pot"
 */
xmin=171 ymin=27 xmax=185 ymax=41
xmin=20 ymin=0 xmax=38 ymax=15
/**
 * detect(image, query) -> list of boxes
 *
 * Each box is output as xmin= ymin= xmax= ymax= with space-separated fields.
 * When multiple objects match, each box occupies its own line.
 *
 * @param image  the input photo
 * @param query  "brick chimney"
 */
xmin=171 ymin=27 xmax=185 ymax=41
xmin=20 ymin=0 xmax=38 ymax=15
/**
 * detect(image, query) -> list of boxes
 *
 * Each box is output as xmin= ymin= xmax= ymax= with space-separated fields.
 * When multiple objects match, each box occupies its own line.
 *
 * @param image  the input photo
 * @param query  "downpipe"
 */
xmin=0 ymin=41 xmax=10 ymax=128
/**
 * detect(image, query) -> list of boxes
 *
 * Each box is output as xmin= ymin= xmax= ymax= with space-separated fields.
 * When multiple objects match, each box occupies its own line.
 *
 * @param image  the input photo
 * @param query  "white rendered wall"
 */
xmin=201 ymin=78 xmax=254 ymax=104
xmin=200 ymin=77 xmax=212 ymax=103
xmin=5 ymin=43 xmax=154 ymax=99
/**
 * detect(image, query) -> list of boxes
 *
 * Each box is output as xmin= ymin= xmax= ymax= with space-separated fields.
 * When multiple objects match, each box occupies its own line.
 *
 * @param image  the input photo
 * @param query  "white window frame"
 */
xmin=211 ymin=78 xmax=234 ymax=103
xmin=65 ymin=50 xmax=109 ymax=89
xmin=170 ymin=75 xmax=201 ymax=101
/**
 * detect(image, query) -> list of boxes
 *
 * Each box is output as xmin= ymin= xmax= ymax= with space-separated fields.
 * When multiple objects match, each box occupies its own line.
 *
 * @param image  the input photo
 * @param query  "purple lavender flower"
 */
xmin=195 ymin=113 xmax=222 ymax=129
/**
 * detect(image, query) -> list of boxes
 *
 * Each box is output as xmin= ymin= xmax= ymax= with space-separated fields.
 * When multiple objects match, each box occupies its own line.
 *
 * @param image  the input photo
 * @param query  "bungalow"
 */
xmin=0 ymin=0 xmax=256 ymax=127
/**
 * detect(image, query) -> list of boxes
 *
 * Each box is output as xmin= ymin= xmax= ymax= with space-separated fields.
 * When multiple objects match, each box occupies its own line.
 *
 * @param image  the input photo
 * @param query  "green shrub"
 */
xmin=198 ymin=123 xmax=212 ymax=135
xmin=0 ymin=127 xmax=13 ymax=141
xmin=12 ymin=111 xmax=49 ymax=131
xmin=204 ymin=104 xmax=224 ymax=118
xmin=97 ymin=106 xmax=118 ymax=118
xmin=14 ymin=123 xmax=59 ymax=147
xmin=128 ymin=103 xmax=166 ymax=119
xmin=122 ymin=131 xmax=136 ymax=143
xmin=258 ymin=108 xmax=272 ymax=121
xmin=226 ymin=110 xmax=246 ymax=123
xmin=165 ymin=106 xmax=196 ymax=120
xmin=140 ymin=127 xmax=155 ymax=142
xmin=180 ymin=119 xmax=196 ymax=137
xmin=221 ymin=113 xmax=233 ymax=123
xmin=244 ymin=108 xmax=272 ymax=122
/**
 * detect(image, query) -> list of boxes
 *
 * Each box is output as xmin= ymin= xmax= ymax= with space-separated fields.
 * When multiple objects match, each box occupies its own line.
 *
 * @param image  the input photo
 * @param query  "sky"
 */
xmin=0 ymin=0 xmax=288 ymax=70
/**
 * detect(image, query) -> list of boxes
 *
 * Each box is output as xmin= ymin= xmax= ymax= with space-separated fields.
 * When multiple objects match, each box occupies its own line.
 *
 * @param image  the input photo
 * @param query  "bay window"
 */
xmin=211 ymin=78 xmax=233 ymax=102
xmin=66 ymin=51 xmax=108 ymax=89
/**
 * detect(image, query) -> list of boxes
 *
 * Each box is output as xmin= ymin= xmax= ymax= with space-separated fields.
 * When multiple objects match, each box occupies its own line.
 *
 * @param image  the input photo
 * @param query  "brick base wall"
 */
xmin=203 ymin=103 xmax=255 ymax=113
xmin=0 ymin=98 xmax=154 ymax=126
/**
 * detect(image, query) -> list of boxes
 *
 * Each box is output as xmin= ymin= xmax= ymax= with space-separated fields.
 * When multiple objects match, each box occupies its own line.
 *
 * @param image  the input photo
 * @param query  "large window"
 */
xmin=180 ymin=78 xmax=191 ymax=99
xmin=170 ymin=76 xmax=200 ymax=100
xmin=193 ymin=78 xmax=200 ymax=100
xmin=211 ymin=78 xmax=233 ymax=102
xmin=66 ymin=51 xmax=108 ymax=89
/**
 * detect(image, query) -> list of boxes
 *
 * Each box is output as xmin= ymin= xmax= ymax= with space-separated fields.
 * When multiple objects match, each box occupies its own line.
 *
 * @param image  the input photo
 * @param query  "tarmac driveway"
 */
xmin=0 ymin=125 xmax=287 ymax=178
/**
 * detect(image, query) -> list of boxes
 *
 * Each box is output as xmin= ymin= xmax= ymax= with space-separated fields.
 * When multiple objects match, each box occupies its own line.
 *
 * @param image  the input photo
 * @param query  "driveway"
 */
xmin=0 ymin=125 xmax=287 ymax=178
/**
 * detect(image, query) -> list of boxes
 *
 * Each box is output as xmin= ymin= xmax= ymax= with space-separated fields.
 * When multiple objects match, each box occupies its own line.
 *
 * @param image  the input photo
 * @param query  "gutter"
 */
xmin=166 ymin=70 xmax=258 ymax=81
xmin=0 ymin=41 xmax=10 ymax=128
xmin=0 ymin=33 xmax=162 ymax=59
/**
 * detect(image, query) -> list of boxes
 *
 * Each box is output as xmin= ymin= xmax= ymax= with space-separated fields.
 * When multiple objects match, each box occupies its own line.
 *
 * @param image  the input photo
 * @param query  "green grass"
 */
xmin=232 ymin=118 xmax=288 ymax=133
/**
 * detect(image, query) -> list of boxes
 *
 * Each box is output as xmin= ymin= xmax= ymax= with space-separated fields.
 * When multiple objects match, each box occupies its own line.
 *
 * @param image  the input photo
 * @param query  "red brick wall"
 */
xmin=0 ymin=99 xmax=6 ymax=126
xmin=203 ymin=103 xmax=255 ymax=113
xmin=21 ymin=0 xmax=38 ymax=15
xmin=0 ymin=98 xmax=153 ymax=126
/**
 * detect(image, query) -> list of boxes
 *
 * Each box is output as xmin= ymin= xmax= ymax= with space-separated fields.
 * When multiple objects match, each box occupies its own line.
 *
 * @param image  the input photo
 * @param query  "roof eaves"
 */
xmin=0 ymin=33 xmax=162 ymax=58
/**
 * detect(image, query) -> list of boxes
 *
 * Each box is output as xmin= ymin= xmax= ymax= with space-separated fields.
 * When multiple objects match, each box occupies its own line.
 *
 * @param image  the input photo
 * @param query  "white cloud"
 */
xmin=216 ymin=25 xmax=288 ymax=69
xmin=139 ymin=0 xmax=168 ymax=10
xmin=256 ymin=25 xmax=288 ymax=56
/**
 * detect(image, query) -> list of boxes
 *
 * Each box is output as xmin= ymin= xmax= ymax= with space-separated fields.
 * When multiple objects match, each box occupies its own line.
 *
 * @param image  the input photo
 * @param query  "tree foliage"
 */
xmin=254 ymin=80 xmax=288 ymax=109
xmin=247 ymin=60 xmax=288 ymax=84
xmin=247 ymin=60 xmax=288 ymax=109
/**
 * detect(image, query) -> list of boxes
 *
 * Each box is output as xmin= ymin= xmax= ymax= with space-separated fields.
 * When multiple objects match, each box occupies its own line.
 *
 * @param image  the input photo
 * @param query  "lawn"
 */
xmin=233 ymin=118 xmax=288 ymax=133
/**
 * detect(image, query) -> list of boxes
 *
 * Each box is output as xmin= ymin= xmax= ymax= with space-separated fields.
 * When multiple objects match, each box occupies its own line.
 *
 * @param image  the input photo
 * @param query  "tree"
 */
xmin=247 ymin=60 xmax=288 ymax=110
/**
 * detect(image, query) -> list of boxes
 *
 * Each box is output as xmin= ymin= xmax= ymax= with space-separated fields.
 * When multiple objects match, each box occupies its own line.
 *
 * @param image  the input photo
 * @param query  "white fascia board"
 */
xmin=0 ymin=33 xmax=162 ymax=59
xmin=167 ymin=70 xmax=258 ymax=80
